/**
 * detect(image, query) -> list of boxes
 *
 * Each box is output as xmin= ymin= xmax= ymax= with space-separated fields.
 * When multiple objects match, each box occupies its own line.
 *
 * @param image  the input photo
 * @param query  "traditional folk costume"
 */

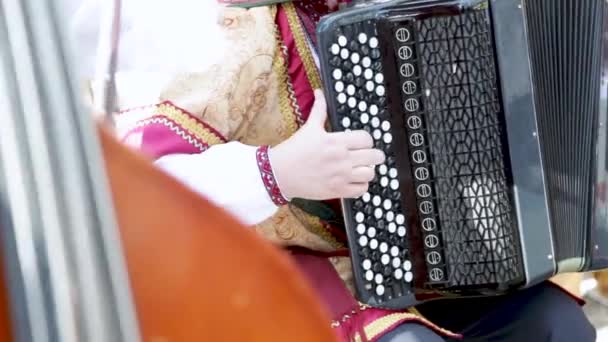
xmin=71 ymin=0 xmax=595 ymax=340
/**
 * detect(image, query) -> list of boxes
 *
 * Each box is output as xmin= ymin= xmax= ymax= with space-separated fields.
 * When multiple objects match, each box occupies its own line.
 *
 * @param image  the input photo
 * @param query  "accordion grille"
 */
xmin=524 ymin=0 xmax=604 ymax=264
xmin=412 ymin=11 xmax=522 ymax=286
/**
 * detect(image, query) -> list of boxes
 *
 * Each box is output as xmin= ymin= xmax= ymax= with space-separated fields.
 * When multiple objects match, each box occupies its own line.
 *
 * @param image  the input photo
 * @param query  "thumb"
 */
xmin=306 ymin=89 xmax=328 ymax=127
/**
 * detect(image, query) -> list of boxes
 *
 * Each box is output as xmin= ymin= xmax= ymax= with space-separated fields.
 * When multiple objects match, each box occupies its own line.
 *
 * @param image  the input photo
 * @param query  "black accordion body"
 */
xmin=317 ymin=0 xmax=608 ymax=309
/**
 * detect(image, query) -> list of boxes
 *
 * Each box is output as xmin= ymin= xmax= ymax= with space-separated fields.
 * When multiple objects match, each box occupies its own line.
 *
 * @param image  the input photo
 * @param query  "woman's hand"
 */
xmin=270 ymin=90 xmax=385 ymax=201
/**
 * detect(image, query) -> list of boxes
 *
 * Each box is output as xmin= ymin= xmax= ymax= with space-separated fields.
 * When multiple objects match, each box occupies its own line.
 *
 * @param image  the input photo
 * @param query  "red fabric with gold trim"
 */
xmin=256 ymin=145 xmax=290 ymax=206
xmin=290 ymin=252 xmax=463 ymax=341
xmin=115 ymin=101 xmax=227 ymax=160
xmin=276 ymin=5 xmax=314 ymax=124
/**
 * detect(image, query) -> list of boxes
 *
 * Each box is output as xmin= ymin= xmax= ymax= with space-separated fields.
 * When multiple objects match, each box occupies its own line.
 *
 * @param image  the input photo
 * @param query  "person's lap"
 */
xmin=378 ymin=282 xmax=596 ymax=342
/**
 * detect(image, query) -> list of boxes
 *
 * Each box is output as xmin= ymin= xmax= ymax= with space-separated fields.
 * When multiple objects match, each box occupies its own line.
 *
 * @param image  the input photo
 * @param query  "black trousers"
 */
xmin=378 ymin=282 xmax=596 ymax=342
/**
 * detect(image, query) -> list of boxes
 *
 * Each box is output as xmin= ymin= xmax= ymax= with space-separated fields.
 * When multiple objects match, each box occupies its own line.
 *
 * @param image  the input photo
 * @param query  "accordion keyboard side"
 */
xmin=521 ymin=0 xmax=605 ymax=271
xmin=317 ymin=0 xmax=526 ymax=309
xmin=589 ymin=3 xmax=608 ymax=271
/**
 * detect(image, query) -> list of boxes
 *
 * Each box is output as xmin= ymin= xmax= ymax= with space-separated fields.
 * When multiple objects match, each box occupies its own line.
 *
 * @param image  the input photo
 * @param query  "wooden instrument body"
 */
xmin=0 ymin=128 xmax=337 ymax=341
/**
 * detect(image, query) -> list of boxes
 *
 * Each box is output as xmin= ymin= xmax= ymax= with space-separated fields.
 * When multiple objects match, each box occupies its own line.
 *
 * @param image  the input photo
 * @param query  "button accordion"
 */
xmin=317 ymin=0 xmax=608 ymax=309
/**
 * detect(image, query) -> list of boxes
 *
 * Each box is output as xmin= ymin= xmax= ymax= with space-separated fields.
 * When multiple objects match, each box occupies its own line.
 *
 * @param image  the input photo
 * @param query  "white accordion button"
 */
xmin=373 ymin=129 xmax=382 ymax=140
xmin=374 ymin=208 xmax=383 ymax=219
xmin=372 ymin=195 xmax=381 ymax=206
xmin=388 ymin=222 xmax=397 ymax=233
xmin=365 ymin=270 xmax=374 ymax=281
xmin=392 ymin=258 xmax=401 ymax=269
xmin=348 ymin=97 xmax=357 ymax=108
xmin=375 ymin=273 xmax=384 ymax=284
xmin=370 ymin=105 xmax=379 ymax=115
xmin=358 ymin=235 xmax=368 ymax=246
xmin=371 ymin=117 xmax=380 ymax=128
xmin=355 ymin=212 xmax=365 ymax=223
xmin=337 ymin=93 xmax=347 ymax=104
xmin=386 ymin=211 xmax=395 ymax=222
xmin=394 ymin=269 xmax=404 ymax=280
xmin=338 ymin=35 xmax=347 ymax=47
xmin=335 ymin=81 xmax=344 ymax=92
xmin=378 ymin=164 xmax=388 ymax=175
xmin=405 ymin=271 xmax=414 ymax=283
xmin=362 ymin=192 xmax=371 ymax=202
xmin=358 ymin=101 xmax=368 ymax=112
xmin=376 ymin=85 xmax=386 ymax=97
xmin=333 ymin=69 xmax=342 ymax=80
xmin=383 ymin=133 xmax=393 ymax=144
xmin=389 ymin=168 xmax=398 ymax=178
xmin=367 ymin=227 xmax=377 ymax=238
xmin=362 ymin=57 xmax=372 ymax=68
xmin=341 ymin=48 xmax=349 ymax=59
xmin=376 ymin=285 xmax=385 ymax=296
xmin=375 ymin=73 xmax=384 ymax=84
xmin=397 ymin=226 xmax=407 ymax=237
xmin=390 ymin=179 xmax=400 ymax=190
xmin=362 ymin=259 xmax=372 ymax=270
xmin=346 ymin=84 xmax=356 ymax=96
xmin=369 ymin=37 xmax=379 ymax=48
xmin=351 ymin=52 xmax=360 ymax=64
xmin=356 ymin=223 xmax=366 ymax=234
xmin=331 ymin=43 xmax=340 ymax=55
xmin=382 ymin=121 xmax=391 ymax=131
xmin=390 ymin=246 xmax=399 ymax=257
xmin=381 ymin=254 xmax=390 ymax=265
xmin=380 ymin=176 xmax=389 ymax=187
xmin=383 ymin=199 xmax=392 ymax=210
xmin=403 ymin=260 xmax=412 ymax=271
xmin=366 ymin=81 xmax=375 ymax=92
xmin=379 ymin=242 xmax=388 ymax=253
xmin=341 ymin=117 xmax=351 ymax=128
xmin=396 ymin=214 xmax=405 ymax=224
xmin=358 ymin=32 xmax=368 ymax=44
xmin=369 ymin=238 xmax=378 ymax=250
xmin=364 ymin=68 xmax=373 ymax=79
xmin=360 ymin=113 xmax=370 ymax=124
xmin=354 ymin=65 xmax=362 ymax=76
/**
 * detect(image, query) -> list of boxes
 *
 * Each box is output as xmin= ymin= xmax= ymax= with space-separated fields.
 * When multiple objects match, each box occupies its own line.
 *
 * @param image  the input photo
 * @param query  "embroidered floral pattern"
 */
xmin=256 ymin=145 xmax=289 ymax=206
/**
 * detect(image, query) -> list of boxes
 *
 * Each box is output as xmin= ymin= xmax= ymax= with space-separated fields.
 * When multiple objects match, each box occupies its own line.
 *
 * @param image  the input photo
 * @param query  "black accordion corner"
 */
xmin=316 ymin=0 xmax=608 ymax=309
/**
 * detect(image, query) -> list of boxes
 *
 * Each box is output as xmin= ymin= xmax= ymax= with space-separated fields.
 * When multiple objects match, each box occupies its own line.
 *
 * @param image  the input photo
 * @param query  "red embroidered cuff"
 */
xmin=256 ymin=145 xmax=290 ymax=206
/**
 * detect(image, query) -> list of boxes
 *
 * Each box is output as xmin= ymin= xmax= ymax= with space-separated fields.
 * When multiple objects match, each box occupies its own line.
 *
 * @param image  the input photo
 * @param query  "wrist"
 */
xmin=256 ymin=145 xmax=290 ymax=206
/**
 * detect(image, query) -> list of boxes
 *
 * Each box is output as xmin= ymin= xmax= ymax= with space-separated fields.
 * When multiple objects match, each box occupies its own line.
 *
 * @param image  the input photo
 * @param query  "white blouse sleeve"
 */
xmin=154 ymin=142 xmax=280 ymax=226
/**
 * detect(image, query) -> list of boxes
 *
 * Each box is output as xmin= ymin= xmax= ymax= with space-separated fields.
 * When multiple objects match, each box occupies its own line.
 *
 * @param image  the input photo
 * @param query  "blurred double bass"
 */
xmin=0 ymin=0 xmax=336 ymax=341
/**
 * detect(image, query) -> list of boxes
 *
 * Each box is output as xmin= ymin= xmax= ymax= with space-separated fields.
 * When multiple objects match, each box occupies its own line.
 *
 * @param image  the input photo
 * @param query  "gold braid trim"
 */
xmin=291 ymin=205 xmax=346 ymax=249
xmin=363 ymin=311 xmax=459 ymax=340
xmin=283 ymin=2 xmax=322 ymax=89
xmin=272 ymin=19 xmax=299 ymax=136
xmin=116 ymin=102 xmax=226 ymax=147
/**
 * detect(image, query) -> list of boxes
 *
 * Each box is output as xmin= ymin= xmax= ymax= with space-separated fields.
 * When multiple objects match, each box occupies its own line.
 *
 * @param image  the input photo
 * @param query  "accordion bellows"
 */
xmin=316 ymin=0 xmax=608 ymax=309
